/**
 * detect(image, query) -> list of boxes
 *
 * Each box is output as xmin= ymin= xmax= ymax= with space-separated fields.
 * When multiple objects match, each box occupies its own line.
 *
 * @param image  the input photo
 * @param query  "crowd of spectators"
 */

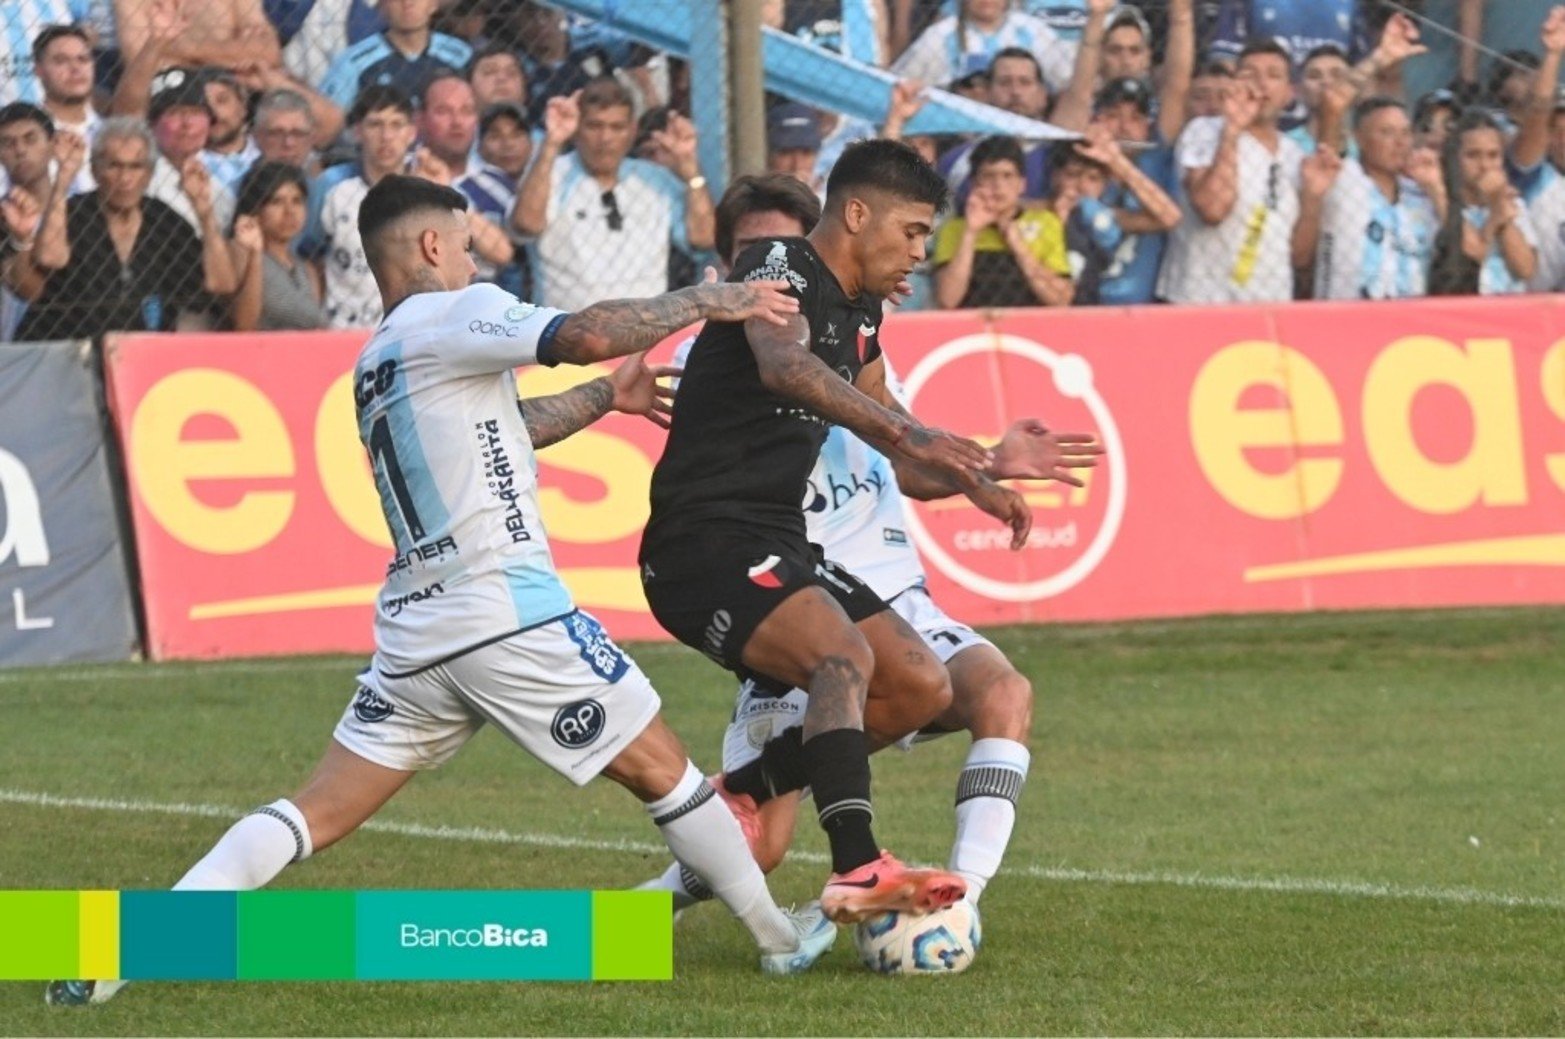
xmin=1 ymin=0 xmax=1563 ymax=342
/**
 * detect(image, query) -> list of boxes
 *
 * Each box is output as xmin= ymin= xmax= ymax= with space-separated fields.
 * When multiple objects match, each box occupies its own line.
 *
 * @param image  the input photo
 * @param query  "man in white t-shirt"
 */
xmin=1294 ymin=97 xmax=1440 ymax=300
xmin=30 ymin=24 xmax=98 ymax=195
xmin=513 ymin=76 xmax=716 ymax=311
xmin=1158 ymin=37 xmax=1304 ymax=304
xmin=44 ymin=174 xmax=836 ymax=1008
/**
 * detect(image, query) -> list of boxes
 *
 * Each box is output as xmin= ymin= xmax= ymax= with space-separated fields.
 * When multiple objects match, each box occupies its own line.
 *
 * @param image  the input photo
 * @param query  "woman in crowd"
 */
xmin=228 ymin=160 xmax=324 ymax=331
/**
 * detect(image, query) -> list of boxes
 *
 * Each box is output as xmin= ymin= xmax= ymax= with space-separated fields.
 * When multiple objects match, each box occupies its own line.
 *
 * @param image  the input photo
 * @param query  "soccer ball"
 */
xmin=852 ymin=900 xmax=982 ymax=975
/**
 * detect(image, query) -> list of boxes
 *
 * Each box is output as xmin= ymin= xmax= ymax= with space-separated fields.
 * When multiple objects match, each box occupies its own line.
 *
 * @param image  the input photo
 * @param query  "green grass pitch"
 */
xmin=1 ymin=607 xmax=1561 ymax=1035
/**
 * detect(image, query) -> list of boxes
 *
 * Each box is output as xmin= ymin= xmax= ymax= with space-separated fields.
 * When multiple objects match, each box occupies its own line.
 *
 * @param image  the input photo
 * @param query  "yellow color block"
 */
xmin=78 ymin=891 xmax=119 ymax=979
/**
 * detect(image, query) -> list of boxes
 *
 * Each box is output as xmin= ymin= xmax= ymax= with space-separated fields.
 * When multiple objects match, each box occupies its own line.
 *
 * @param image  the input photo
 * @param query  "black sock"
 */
xmin=803 ymin=727 xmax=879 ymax=874
xmin=723 ymin=725 xmax=808 ymax=805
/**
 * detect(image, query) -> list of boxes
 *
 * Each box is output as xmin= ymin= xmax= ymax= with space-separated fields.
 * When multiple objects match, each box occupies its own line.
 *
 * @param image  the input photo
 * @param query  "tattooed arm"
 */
xmin=519 ymin=352 xmax=678 ymax=449
xmin=548 ymin=278 xmax=800 ymax=364
xmin=519 ymin=378 xmax=613 ymax=449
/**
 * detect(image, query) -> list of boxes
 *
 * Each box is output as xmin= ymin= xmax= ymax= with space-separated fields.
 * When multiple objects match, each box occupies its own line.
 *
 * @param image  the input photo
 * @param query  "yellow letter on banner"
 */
xmin=1189 ymin=341 xmax=1343 ymax=520
xmin=132 ymin=370 xmax=295 ymax=554
xmin=1363 ymin=336 xmax=1526 ymax=514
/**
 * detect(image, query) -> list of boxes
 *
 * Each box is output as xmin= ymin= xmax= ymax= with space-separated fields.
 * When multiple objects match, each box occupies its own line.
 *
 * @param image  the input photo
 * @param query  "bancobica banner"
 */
xmin=0 ymin=341 xmax=138 ymax=666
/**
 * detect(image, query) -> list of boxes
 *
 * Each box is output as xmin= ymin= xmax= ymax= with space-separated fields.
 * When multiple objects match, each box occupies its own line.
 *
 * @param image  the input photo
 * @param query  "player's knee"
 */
xmin=968 ymin=669 xmax=1033 ymax=740
xmin=810 ymin=632 xmax=874 ymax=698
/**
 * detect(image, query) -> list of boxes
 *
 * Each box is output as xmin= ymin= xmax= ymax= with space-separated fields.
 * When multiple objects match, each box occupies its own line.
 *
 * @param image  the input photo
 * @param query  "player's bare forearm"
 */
xmin=519 ymin=378 xmax=613 ymax=449
xmin=748 ymin=314 xmax=906 ymax=441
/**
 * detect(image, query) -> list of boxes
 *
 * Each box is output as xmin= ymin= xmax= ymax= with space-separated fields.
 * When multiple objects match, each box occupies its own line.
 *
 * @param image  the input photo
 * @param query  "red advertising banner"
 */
xmin=105 ymin=295 xmax=1565 ymax=660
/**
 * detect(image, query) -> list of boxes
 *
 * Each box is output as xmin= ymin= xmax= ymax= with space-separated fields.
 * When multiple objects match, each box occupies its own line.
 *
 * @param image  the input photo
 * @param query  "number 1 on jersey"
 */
xmin=369 ymin=414 xmax=426 ymax=542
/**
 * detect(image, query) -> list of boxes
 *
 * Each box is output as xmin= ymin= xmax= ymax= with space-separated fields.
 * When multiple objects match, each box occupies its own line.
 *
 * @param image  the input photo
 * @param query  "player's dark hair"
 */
xmin=1238 ymin=37 xmax=1293 ymax=69
xmin=358 ymin=173 xmax=469 ymax=270
xmin=31 ymin=24 xmax=89 ymax=65
xmin=969 ymin=135 xmax=1025 ymax=177
xmin=989 ymin=46 xmax=1043 ymax=82
xmin=0 ymin=101 xmax=54 ymax=137
xmin=715 ymin=173 xmax=822 ymax=264
xmin=348 ymin=84 xmax=414 ymax=126
xmin=824 ymin=137 xmax=949 ymax=213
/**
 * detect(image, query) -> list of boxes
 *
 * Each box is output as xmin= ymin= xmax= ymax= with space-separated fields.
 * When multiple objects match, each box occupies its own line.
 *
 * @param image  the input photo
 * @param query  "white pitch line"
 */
xmin=3 ymin=788 xmax=1561 ymax=912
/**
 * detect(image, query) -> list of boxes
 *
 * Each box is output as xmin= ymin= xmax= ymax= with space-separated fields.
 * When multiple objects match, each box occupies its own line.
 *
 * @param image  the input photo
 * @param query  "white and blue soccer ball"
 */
xmin=852 ymin=900 xmax=982 ymax=975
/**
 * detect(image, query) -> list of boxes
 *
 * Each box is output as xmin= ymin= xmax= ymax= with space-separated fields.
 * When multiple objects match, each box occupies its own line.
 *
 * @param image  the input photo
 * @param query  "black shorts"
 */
xmin=639 ymin=525 xmax=888 ymax=674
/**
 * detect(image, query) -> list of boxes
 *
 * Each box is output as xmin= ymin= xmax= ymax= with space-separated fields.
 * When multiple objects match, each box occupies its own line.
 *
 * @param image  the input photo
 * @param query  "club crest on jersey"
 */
xmin=748 ymin=554 xmax=786 ymax=588
xmin=857 ymin=322 xmax=876 ymax=362
xmin=551 ymin=699 xmax=606 ymax=748
xmin=352 ymin=686 xmax=395 ymax=723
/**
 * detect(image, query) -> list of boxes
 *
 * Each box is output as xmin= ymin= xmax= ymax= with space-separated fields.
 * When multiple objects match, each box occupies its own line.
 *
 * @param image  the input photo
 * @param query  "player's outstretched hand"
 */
xmin=897 ymin=424 xmax=994 ymax=473
xmin=991 ymin=419 xmax=1103 ymax=485
xmin=968 ymin=480 xmax=1033 ymax=551
xmin=607 ymin=351 xmax=681 ymax=429
xmin=695 ymin=269 xmax=800 ymax=325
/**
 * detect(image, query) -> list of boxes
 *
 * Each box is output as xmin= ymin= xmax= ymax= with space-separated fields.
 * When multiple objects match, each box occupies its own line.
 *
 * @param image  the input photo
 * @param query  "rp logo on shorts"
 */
xmin=551 ymin=699 xmax=606 ymax=748
xmin=352 ymin=686 xmax=394 ymax=723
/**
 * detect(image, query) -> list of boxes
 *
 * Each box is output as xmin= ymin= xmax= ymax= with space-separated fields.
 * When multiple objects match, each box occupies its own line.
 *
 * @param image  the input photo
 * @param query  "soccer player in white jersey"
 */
xmin=639 ymin=173 xmax=1101 ymax=913
xmin=45 ymin=175 xmax=839 ymax=1007
xmin=1294 ymin=97 xmax=1440 ymax=300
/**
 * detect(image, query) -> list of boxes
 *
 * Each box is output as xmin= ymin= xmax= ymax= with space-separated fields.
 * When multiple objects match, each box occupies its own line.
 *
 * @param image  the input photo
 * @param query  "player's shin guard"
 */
xmin=647 ymin=762 xmax=797 ymax=953
xmin=803 ymin=728 xmax=879 ymax=874
xmin=949 ymin=738 xmax=1030 ymax=903
xmin=173 ymin=799 xmax=312 ymax=891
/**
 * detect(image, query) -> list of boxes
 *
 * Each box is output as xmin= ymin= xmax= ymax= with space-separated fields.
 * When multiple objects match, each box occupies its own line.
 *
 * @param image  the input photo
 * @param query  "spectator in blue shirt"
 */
xmin=318 ymin=0 xmax=472 ymax=110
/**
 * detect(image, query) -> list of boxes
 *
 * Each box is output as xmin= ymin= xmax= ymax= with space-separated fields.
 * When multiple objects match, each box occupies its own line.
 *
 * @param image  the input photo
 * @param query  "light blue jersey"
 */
xmin=1 ymin=0 xmax=89 ymax=106
xmin=1315 ymin=159 xmax=1437 ymax=300
xmin=356 ymin=283 xmax=575 ymax=671
xmin=1463 ymin=203 xmax=1539 ymax=296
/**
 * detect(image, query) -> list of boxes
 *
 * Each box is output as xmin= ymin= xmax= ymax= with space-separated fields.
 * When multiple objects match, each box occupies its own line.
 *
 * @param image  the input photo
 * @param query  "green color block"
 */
xmin=120 ymin=891 xmax=236 ymax=980
xmin=237 ymin=891 xmax=355 ymax=980
xmin=0 ymin=891 xmax=78 ymax=979
xmin=592 ymin=890 xmax=672 ymax=981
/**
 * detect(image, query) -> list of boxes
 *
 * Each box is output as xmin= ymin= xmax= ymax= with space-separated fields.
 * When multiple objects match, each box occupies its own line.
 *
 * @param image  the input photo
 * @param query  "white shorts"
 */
xmin=720 ymin=586 xmax=992 ymax=771
xmin=333 ymin=610 xmax=661 ymax=785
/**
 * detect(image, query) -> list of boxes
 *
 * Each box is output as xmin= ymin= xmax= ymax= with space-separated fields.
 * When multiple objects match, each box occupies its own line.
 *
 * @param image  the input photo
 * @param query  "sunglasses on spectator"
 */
xmin=601 ymin=189 xmax=623 ymax=232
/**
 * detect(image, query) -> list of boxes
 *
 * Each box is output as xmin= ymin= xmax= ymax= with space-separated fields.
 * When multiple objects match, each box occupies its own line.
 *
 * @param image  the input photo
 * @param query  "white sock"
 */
xmin=647 ymin=762 xmax=796 ymax=953
xmin=637 ymin=860 xmax=715 ymax=911
xmin=173 ymin=799 xmax=312 ymax=891
xmin=949 ymin=739 xmax=1030 ymax=904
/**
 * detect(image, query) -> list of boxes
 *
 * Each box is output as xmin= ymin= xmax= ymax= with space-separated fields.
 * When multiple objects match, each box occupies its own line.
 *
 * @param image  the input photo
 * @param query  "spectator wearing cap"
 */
xmin=10 ymin=117 xmax=237 ymax=341
xmin=143 ymin=68 xmax=237 ymax=234
xmin=1160 ymin=38 xmax=1304 ymax=304
xmin=318 ymin=0 xmax=472 ymax=111
xmin=937 ymin=48 xmax=1055 ymax=204
xmin=298 ymin=85 xmax=416 ymax=328
xmin=514 ymin=76 xmax=715 ymax=310
xmin=1052 ymin=0 xmax=1193 ymax=147
xmin=1208 ymin=0 xmax=1372 ymax=66
xmin=455 ymin=102 xmax=531 ymax=298
xmin=894 ymin=0 xmax=1075 ymax=95
xmin=228 ymin=159 xmax=323 ymax=330
xmin=199 ymin=69 xmax=260 ymax=195
xmin=1087 ymin=77 xmax=1184 ymax=303
xmin=1 ymin=1 xmax=90 ymax=107
xmin=29 ymin=25 xmax=100 ymax=185
xmin=114 ymin=0 xmax=282 ymax=78
xmin=932 ymin=134 xmax=1075 ymax=308
xmin=468 ymin=42 xmax=528 ymax=110
xmin=767 ymin=103 xmax=825 ymax=194
xmin=1413 ymin=88 xmax=1459 ymax=152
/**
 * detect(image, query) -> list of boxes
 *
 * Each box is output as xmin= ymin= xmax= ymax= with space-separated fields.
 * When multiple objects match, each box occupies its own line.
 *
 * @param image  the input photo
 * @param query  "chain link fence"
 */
xmin=0 ymin=0 xmax=1559 ymax=343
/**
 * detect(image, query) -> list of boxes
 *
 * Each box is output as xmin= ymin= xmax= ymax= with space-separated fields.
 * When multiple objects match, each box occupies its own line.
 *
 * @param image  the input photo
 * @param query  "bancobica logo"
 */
xmin=902 ymin=334 xmax=1126 ymax=602
xmin=400 ymin=922 xmax=549 ymax=948
xmin=352 ymin=686 xmax=395 ymax=723
xmin=551 ymin=699 xmax=606 ymax=748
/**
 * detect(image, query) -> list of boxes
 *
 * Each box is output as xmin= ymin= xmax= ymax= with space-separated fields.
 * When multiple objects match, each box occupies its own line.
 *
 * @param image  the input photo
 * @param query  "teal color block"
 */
xmin=355 ymin=891 xmax=592 ymax=980
xmin=120 ymin=891 xmax=236 ymax=980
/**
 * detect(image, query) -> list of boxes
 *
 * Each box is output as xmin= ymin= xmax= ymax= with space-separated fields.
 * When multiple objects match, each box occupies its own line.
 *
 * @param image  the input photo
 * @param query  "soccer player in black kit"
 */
xmin=640 ymin=139 xmax=1033 ymax=922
